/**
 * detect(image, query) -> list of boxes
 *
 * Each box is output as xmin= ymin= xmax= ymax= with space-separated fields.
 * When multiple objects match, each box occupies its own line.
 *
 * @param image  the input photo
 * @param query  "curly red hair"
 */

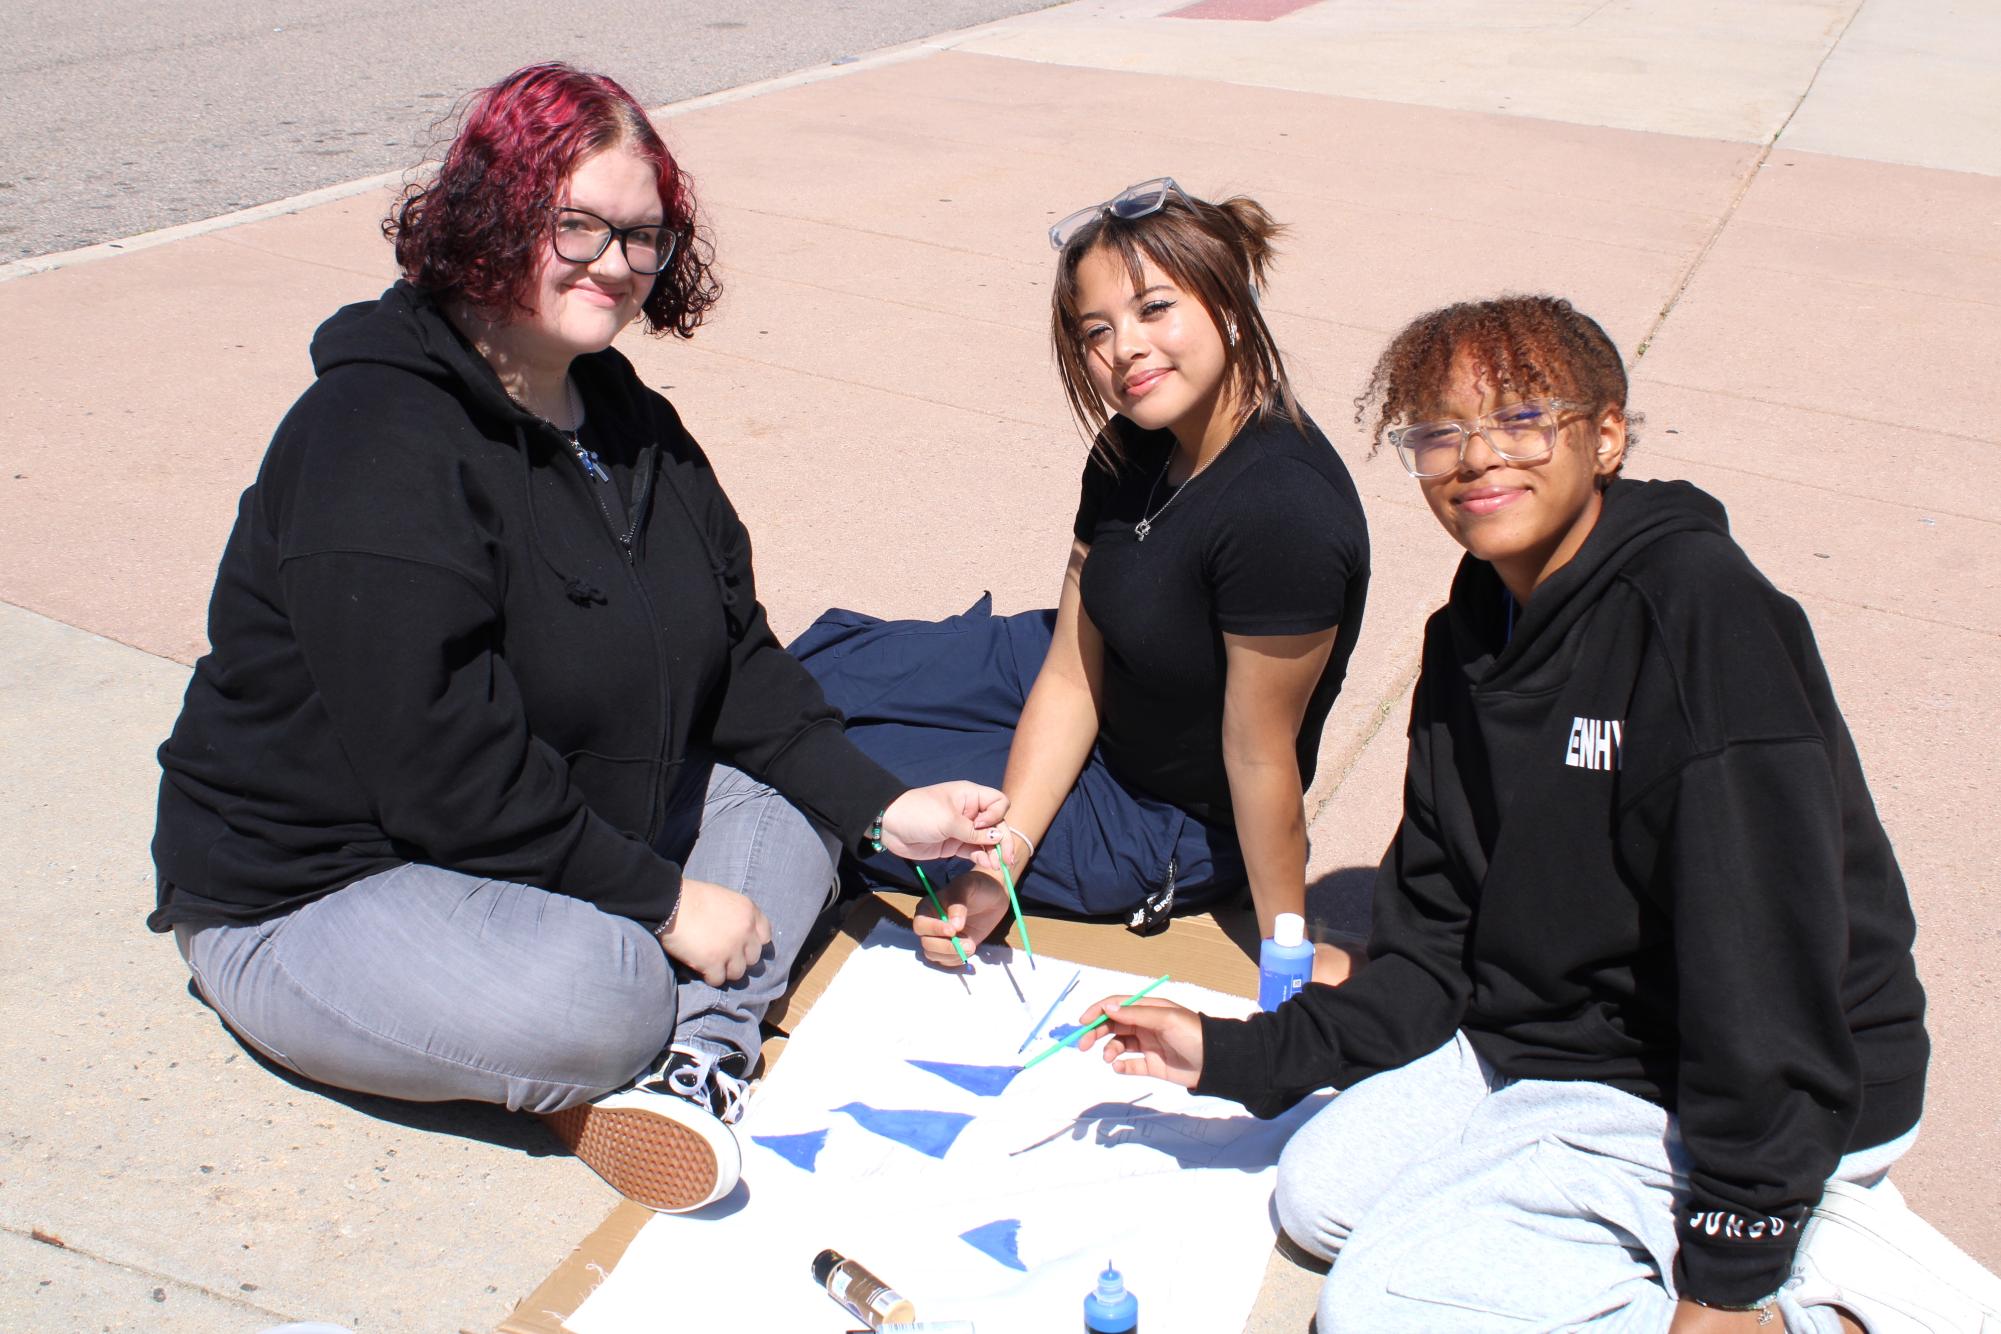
xmin=383 ymin=63 xmax=720 ymax=337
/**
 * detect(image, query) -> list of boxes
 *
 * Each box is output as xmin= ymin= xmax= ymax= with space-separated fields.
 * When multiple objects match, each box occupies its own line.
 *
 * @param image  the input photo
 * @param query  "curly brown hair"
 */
xmin=1355 ymin=294 xmax=1641 ymax=466
xmin=382 ymin=63 xmax=721 ymax=338
xmin=1051 ymin=189 xmax=1304 ymax=465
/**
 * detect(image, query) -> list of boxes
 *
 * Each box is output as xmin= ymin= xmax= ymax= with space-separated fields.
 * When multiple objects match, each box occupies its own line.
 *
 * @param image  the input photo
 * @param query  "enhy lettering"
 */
xmin=1564 ymin=717 xmax=1624 ymax=771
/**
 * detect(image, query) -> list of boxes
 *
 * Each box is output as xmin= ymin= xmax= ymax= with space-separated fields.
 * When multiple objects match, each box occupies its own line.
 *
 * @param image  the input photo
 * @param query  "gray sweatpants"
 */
xmin=174 ymin=764 xmax=839 ymax=1115
xmin=1275 ymin=1032 xmax=1913 ymax=1333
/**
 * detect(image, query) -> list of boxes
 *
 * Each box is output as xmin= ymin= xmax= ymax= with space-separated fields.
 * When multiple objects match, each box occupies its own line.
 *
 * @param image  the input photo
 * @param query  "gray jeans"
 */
xmin=174 ymin=764 xmax=839 ymax=1115
xmin=1275 ymin=1032 xmax=1914 ymax=1333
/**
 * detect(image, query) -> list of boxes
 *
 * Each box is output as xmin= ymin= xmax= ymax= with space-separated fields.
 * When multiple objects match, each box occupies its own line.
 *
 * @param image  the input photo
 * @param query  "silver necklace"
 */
xmin=554 ymin=378 xmax=609 ymax=482
xmin=1134 ymin=446 xmax=1221 ymax=541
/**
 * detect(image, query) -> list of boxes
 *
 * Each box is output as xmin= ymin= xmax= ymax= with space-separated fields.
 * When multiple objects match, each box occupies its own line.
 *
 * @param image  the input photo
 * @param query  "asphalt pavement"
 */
xmin=1 ymin=0 xmax=1061 ymax=261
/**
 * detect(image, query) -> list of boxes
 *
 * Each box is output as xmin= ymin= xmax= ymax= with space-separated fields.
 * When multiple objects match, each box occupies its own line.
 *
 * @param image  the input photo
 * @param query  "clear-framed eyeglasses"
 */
xmin=1387 ymin=398 xmax=1593 ymax=479
xmin=549 ymin=207 xmax=677 ymax=275
xmin=1048 ymin=177 xmax=1192 ymax=251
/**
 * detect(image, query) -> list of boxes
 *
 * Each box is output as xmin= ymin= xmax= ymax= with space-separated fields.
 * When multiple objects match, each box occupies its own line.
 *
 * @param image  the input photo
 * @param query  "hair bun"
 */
xmin=1214 ymin=195 xmax=1284 ymax=290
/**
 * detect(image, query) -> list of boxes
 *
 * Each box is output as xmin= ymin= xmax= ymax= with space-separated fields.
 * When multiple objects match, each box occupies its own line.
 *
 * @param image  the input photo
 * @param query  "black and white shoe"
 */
xmin=645 ymin=1044 xmax=754 ymax=1126
xmin=541 ymin=1045 xmax=751 ymax=1214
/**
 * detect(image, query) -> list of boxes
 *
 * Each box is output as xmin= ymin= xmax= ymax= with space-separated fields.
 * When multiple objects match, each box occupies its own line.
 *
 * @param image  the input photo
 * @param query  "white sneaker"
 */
xmin=1784 ymin=1179 xmax=2001 ymax=1333
xmin=541 ymin=1068 xmax=743 ymax=1214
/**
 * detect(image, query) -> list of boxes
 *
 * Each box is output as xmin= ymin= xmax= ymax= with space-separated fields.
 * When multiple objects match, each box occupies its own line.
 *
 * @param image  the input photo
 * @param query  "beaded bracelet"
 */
xmin=652 ymin=889 xmax=682 ymax=941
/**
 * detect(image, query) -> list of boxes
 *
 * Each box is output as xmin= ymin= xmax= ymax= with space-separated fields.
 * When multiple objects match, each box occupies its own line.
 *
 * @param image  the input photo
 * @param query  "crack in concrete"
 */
xmin=1 ymin=1219 xmax=298 ymax=1322
xmin=1635 ymin=0 xmax=1871 ymax=360
xmin=1305 ymin=639 xmax=1425 ymax=828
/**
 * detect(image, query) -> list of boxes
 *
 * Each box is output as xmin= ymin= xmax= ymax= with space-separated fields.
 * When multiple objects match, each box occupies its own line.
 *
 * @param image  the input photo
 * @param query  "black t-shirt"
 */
xmin=1072 ymin=411 xmax=1370 ymax=823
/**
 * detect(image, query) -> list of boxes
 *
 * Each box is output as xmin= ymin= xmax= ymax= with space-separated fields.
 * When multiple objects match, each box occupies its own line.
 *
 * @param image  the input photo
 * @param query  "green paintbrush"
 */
xmin=992 ymin=839 xmax=1034 ymax=970
xmin=909 ymin=861 xmax=971 ymax=965
xmin=1021 ymin=973 xmax=1172 ymax=1071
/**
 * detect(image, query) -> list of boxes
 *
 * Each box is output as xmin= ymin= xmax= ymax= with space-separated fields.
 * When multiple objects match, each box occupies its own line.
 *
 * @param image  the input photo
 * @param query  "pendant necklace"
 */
xmin=555 ymin=377 xmax=609 ymax=483
xmin=1134 ymin=444 xmax=1223 ymax=541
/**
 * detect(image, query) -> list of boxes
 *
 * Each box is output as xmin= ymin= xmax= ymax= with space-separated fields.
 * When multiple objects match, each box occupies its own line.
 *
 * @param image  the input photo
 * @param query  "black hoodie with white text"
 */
xmin=1196 ymin=478 xmax=1928 ymax=1305
xmin=151 ymin=281 xmax=905 ymax=932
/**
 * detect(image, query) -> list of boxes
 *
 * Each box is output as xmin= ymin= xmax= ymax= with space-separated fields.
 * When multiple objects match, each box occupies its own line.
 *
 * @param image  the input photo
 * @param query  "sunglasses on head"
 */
xmin=1048 ymin=177 xmax=1192 ymax=250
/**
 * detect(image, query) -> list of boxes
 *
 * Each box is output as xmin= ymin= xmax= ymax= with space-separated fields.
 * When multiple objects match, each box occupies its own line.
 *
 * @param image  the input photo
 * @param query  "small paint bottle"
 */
xmin=1083 ymin=1259 xmax=1138 ymax=1333
xmin=1257 ymin=912 xmax=1315 ymax=1011
xmin=813 ymin=1248 xmax=917 ymax=1329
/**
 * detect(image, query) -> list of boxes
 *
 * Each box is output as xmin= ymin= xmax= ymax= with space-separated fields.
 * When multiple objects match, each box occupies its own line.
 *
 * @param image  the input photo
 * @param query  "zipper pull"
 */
xmin=565 ymin=436 xmax=611 ymax=483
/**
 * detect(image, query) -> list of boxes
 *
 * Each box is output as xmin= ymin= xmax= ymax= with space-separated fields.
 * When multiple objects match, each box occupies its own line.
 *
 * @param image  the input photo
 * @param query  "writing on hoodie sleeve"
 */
xmin=1657 ymin=737 xmax=1861 ymax=1306
xmin=280 ymin=550 xmax=683 ymax=921
xmin=1195 ymin=684 xmax=1474 ymax=1117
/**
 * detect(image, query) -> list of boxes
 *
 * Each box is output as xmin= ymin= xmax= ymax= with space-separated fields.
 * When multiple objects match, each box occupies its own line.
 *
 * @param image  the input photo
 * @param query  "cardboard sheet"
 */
xmin=563 ymin=921 xmax=1321 ymax=1333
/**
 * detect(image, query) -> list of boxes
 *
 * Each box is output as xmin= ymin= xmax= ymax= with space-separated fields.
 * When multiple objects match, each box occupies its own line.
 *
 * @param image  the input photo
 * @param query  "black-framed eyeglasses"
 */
xmin=1048 ymin=177 xmax=1192 ymax=251
xmin=1387 ymin=399 xmax=1592 ymax=479
xmin=549 ymin=206 xmax=677 ymax=275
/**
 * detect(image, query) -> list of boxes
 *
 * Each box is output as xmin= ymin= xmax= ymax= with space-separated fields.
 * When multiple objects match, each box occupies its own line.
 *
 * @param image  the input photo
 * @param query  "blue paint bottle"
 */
xmin=1083 ymin=1260 xmax=1138 ymax=1333
xmin=1258 ymin=912 xmax=1315 ymax=1011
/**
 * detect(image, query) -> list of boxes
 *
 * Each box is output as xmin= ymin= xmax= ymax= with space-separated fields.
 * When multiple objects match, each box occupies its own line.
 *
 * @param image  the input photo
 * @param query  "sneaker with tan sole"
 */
xmin=541 ymin=1047 xmax=748 ymax=1214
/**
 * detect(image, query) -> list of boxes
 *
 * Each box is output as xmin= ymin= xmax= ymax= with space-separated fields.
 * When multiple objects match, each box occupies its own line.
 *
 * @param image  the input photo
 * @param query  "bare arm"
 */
xmin=915 ymin=540 xmax=1104 ymax=965
xmin=995 ymin=539 xmax=1105 ymax=861
xmin=1667 ymin=1301 xmax=1773 ymax=1333
xmin=1220 ymin=627 xmax=1336 ymax=938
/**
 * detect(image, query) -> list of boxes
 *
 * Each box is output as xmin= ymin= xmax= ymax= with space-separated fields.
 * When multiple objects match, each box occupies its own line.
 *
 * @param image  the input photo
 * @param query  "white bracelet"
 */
xmin=1000 ymin=823 xmax=1036 ymax=862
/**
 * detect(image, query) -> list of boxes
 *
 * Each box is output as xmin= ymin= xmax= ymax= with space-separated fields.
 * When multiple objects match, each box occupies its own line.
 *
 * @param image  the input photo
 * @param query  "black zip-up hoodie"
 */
xmin=151 ymin=281 xmax=904 ymax=930
xmin=1196 ymin=479 xmax=1928 ymax=1305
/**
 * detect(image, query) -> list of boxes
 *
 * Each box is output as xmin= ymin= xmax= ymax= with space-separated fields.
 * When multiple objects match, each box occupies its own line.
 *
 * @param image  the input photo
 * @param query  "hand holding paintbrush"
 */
xmin=1071 ymin=987 xmax=1206 ymax=1088
xmin=910 ymin=838 xmax=1034 ymax=970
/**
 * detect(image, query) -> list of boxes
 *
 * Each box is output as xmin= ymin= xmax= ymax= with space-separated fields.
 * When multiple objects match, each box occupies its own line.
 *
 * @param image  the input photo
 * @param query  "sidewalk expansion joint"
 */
xmin=2 ymin=1220 xmax=297 ymax=1322
xmin=1304 ymin=639 xmax=1424 ymax=829
xmin=0 ymin=596 xmax=198 ymax=669
xmin=1634 ymin=0 xmax=1869 ymax=362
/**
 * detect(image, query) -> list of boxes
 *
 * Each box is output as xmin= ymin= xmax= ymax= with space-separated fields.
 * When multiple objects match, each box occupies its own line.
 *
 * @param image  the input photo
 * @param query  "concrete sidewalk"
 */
xmin=3 ymin=2 xmax=1996 ymax=1328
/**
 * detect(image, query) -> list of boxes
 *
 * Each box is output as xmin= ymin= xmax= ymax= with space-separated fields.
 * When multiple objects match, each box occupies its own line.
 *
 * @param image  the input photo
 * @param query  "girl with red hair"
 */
xmin=148 ymin=63 xmax=1004 ymax=1215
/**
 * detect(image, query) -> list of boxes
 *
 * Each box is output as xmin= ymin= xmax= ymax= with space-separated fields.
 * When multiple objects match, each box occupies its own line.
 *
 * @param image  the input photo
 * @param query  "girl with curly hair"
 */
xmin=1077 ymin=295 xmax=1999 ymax=1331
xmin=148 ymin=63 xmax=1005 ymax=1215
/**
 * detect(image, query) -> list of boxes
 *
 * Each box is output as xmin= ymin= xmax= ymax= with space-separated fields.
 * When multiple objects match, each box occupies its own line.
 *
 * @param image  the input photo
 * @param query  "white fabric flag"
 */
xmin=566 ymin=921 xmax=1325 ymax=1333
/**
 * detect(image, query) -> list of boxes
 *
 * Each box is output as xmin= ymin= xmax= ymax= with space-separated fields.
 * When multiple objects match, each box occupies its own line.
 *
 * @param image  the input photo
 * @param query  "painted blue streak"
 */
xmin=750 ymin=1129 xmax=828 ymax=1172
xmin=834 ymin=1102 xmax=975 ymax=1159
xmin=1047 ymin=1023 xmax=1083 ymax=1043
xmin=960 ymin=1218 xmax=1028 ymax=1271
xmin=908 ymin=1059 xmax=1024 ymax=1097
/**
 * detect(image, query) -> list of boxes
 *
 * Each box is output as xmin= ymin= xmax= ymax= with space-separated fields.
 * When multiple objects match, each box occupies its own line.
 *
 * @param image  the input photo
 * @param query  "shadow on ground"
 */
xmin=183 ymin=978 xmax=564 ymax=1156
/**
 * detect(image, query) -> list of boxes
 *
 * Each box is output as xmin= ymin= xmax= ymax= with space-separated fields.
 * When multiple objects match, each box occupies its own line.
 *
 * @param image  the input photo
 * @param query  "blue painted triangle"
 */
xmin=833 ymin=1102 xmax=975 ymax=1159
xmin=750 ymin=1129 xmax=828 ymax=1172
xmin=960 ymin=1218 xmax=1027 ymax=1271
xmin=907 ymin=1059 xmax=1024 ymax=1097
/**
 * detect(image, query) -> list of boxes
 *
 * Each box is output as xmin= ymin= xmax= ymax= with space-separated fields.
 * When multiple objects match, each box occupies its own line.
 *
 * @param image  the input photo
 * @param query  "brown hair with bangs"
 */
xmin=1355 ymin=294 xmax=1643 ymax=478
xmin=1051 ymin=190 xmax=1303 ymax=465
